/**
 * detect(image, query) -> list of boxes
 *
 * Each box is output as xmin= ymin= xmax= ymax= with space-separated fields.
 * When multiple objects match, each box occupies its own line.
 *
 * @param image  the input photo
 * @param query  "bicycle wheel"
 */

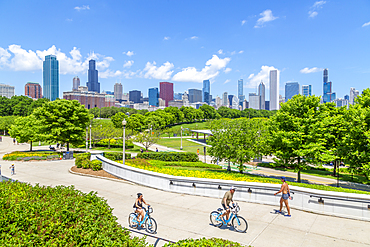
xmin=210 ymin=211 xmax=222 ymax=228
xmin=232 ymin=215 xmax=248 ymax=233
xmin=128 ymin=213 xmax=139 ymax=229
xmin=145 ymin=217 xmax=157 ymax=234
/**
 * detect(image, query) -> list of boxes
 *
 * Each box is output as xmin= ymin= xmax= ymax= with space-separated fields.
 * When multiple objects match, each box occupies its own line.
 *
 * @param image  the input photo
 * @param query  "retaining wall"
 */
xmin=98 ymin=155 xmax=370 ymax=221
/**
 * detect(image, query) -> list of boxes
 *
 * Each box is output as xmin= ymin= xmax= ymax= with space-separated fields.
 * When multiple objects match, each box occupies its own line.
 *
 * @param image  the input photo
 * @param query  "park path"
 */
xmin=0 ymin=136 xmax=369 ymax=246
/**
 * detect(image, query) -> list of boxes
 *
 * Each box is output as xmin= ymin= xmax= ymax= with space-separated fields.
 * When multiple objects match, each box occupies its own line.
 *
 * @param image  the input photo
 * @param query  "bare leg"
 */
xmin=284 ymin=200 xmax=291 ymax=216
xmin=279 ymin=197 xmax=283 ymax=212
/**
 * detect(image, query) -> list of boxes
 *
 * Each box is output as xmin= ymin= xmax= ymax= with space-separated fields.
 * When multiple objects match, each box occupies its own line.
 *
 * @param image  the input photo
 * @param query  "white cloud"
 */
xmin=246 ymin=65 xmax=279 ymax=88
xmin=66 ymin=18 xmax=73 ymax=22
xmin=241 ymin=20 xmax=246 ymax=25
xmin=309 ymin=1 xmax=326 ymax=18
xmin=300 ymin=67 xmax=323 ymax=73
xmin=74 ymin=5 xmax=90 ymax=11
xmin=123 ymin=60 xmax=134 ymax=68
xmin=217 ymin=49 xmax=223 ymax=55
xmin=141 ymin=61 xmax=174 ymax=80
xmin=224 ymin=79 xmax=231 ymax=84
xmin=224 ymin=68 xmax=232 ymax=73
xmin=0 ymin=45 xmax=114 ymax=74
xmin=123 ymin=51 xmax=134 ymax=57
xmin=362 ymin=21 xmax=370 ymax=27
xmin=172 ymin=55 xmax=231 ymax=83
xmin=100 ymin=69 xmax=137 ymax=79
xmin=254 ymin=9 xmax=278 ymax=28
xmin=163 ymin=36 xmax=170 ymax=40
xmin=190 ymin=36 xmax=198 ymax=40
xmin=239 ymin=50 xmax=244 ymax=54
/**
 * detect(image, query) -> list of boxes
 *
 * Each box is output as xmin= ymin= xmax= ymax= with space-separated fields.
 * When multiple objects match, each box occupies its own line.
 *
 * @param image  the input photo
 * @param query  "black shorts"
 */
xmin=221 ymin=203 xmax=229 ymax=210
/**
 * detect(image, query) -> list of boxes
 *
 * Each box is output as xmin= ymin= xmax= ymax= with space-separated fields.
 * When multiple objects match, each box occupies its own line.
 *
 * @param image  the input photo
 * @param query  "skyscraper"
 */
xmin=129 ymin=90 xmax=142 ymax=103
xmin=25 ymin=82 xmax=42 ymax=99
xmin=258 ymin=81 xmax=265 ymax=110
xmin=302 ymin=85 xmax=312 ymax=97
xmin=269 ymin=70 xmax=279 ymax=110
xmin=72 ymin=76 xmax=80 ymax=91
xmin=159 ymin=82 xmax=173 ymax=107
xmin=202 ymin=79 xmax=210 ymax=104
xmin=228 ymin=95 xmax=234 ymax=107
xmin=188 ymin=89 xmax=202 ymax=103
xmin=149 ymin=87 xmax=159 ymax=107
xmin=249 ymin=93 xmax=260 ymax=110
xmin=43 ymin=55 xmax=59 ymax=101
xmin=87 ymin=60 xmax=100 ymax=93
xmin=238 ymin=79 xmax=245 ymax=103
xmin=323 ymin=69 xmax=336 ymax=103
xmin=285 ymin=82 xmax=300 ymax=102
xmin=349 ymin=87 xmax=359 ymax=105
xmin=114 ymin=83 xmax=123 ymax=101
xmin=222 ymin=92 xmax=228 ymax=106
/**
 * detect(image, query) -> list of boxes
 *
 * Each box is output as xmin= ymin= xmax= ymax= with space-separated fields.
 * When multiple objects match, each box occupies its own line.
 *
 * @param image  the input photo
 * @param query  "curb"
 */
xmin=68 ymin=167 xmax=135 ymax=185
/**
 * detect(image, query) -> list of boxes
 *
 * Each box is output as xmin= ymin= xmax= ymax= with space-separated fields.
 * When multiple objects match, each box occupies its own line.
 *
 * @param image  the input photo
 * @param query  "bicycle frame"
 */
xmin=133 ymin=210 xmax=149 ymax=225
xmin=216 ymin=211 xmax=242 ymax=225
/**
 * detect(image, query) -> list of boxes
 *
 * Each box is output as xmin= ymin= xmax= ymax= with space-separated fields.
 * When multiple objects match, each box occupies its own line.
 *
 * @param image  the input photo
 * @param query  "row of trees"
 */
xmin=0 ymin=96 xmax=49 ymax=116
xmin=209 ymin=92 xmax=370 ymax=182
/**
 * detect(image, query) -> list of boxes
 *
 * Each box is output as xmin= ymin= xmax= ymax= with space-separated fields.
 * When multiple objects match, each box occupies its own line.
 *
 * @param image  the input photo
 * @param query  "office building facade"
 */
xmin=25 ymin=82 xmax=42 ymax=99
xmin=302 ymin=85 xmax=312 ymax=97
xmin=323 ymin=69 xmax=336 ymax=103
xmin=129 ymin=90 xmax=142 ymax=103
xmin=228 ymin=95 xmax=234 ymax=107
xmin=159 ymin=82 xmax=173 ymax=107
xmin=349 ymin=87 xmax=359 ymax=105
xmin=87 ymin=60 xmax=100 ymax=93
xmin=202 ymin=79 xmax=210 ymax=104
xmin=72 ymin=76 xmax=80 ymax=91
xmin=43 ymin=55 xmax=59 ymax=101
xmin=285 ymin=82 xmax=300 ymax=102
xmin=114 ymin=83 xmax=123 ymax=101
xmin=148 ymin=87 xmax=159 ymax=107
xmin=249 ymin=93 xmax=260 ymax=110
xmin=258 ymin=81 xmax=265 ymax=110
xmin=269 ymin=70 xmax=279 ymax=110
xmin=0 ymin=83 xmax=15 ymax=98
xmin=222 ymin=92 xmax=228 ymax=106
xmin=188 ymin=89 xmax=202 ymax=103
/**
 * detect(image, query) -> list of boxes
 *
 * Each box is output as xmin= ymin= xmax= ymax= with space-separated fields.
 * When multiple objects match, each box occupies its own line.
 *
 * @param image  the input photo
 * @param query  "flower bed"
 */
xmin=3 ymin=151 xmax=61 ymax=161
xmin=164 ymin=237 xmax=246 ymax=247
xmin=137 ymin=152 xmax=199 ymax=162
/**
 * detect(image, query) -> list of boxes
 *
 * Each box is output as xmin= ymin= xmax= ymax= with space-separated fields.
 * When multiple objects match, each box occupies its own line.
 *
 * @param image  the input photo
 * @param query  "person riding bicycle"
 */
xmin=133 ymin=193 xmax=150 ymax=226
xmin=221 ymin=186 xmax=236 ymax=225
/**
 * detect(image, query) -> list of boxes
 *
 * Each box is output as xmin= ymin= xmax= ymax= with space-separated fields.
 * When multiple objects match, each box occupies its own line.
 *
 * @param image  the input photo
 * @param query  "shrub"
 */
xmin=96 ymin=139 xmax=135 ymax=149
xmin=0 ymin=182 xmax=148 ymax=246
xmin=81 ymin=159 xmax=91 ymax=169
xmin=91 ymin=160 xmax=103 ymax=171
xmin=164 ymin=237 xmax=246 ymax=246
xmin=75 ymin=153 xmax=91 ymax=168
xmin=104 ymin=152 xmax=131 ymax=161
xmin=137 ymin=152 xmax=198 ymax=162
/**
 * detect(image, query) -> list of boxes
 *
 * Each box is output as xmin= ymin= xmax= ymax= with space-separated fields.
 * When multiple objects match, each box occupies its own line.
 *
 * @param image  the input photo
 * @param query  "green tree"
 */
xmin=0 ymin=96 xmax=11 ymax=116
xmin=127 ymin=114 xmax=145 ymax=131
xmin=32 ymin=99 xmax=91 ymax=151
xmin=135 ymin=131 xmax=159 ymax=151
xmin=199 ymin=104 xmax=220 ymax=119
xmin=29 ymin=98 xmax=50 ymax=114
xmin=164 ymin=106 xmax=184 ymax=123
xmin=10 ymin=96 xmax=34 ymax=116
xmin=9 ymin=115 xmax=41 ymax=151
xmin=111 ymin=112 xmax=128 ymax=129
xmin=0 ymin=116 xmax=17 ymax=135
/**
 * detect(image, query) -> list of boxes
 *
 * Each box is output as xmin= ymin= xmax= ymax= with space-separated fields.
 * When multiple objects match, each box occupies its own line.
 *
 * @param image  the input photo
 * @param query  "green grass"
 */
xmin=160 ymin=121 xmax=211 ymax=137
xmin=90 ymin=144 xmax=150 ymax=153
xmin=157 ymin=138 xmax=210 ymax=154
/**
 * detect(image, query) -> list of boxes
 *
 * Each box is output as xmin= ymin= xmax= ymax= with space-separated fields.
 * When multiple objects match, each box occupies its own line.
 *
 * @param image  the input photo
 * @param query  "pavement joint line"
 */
xmin=299 ymin=214 xmax=318 ymax=247
xmin=248 ymin=211 xmax=280 ymax=246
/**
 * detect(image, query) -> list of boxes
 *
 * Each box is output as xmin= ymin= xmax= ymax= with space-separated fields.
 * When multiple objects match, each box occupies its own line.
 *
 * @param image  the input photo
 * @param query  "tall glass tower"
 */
xmin=238 ymin=79 xmax=245 ymax=103
xmin=202 ymin=79 xmax=210 ymax=104
xmin=148 ymin=87 xmax=159 ymax=107
xmin=269 ymin=70 xmax=279 ymax=110
xmin=258 ymin=81 xmax=265 ymax=110
xmin=285 ymin=82 xmax=300 ymax=102
xmin=87 ymin=60 xmax=100 ymax=93
xmin=323 ymin=68 xmax=335 ymax=103
xmin=43 ymin=55 xmax=59 ymax=101
xmin=302 ymin=85 xmax=312 ymax=97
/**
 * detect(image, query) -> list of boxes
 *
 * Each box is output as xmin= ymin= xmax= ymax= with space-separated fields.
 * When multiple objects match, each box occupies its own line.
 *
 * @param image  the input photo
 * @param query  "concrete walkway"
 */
xmin=1 ymin=136 xmax=369 ymax=247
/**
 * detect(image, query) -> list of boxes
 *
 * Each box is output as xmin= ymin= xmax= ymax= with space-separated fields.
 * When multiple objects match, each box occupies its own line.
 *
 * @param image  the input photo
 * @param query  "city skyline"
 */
xmin=0 ymin=1 xmax=369 ymax=99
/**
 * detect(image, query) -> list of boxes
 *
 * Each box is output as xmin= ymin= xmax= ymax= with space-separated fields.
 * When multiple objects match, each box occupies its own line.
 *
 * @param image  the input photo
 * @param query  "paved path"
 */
xmin=1 ymin=136 xmax=369 ymax=247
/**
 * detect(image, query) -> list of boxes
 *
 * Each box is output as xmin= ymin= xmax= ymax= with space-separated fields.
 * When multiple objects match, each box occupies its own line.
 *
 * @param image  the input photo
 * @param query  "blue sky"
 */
xmin=0 ymin=0 xmax=369 ymax=100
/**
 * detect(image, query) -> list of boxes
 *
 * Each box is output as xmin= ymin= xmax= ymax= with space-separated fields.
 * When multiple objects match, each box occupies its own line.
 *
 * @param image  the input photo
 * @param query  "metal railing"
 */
xmin=125 ymin=228 xmax=175 ymax=246
xmin=308 ymin=194 xmax=370 ymax=208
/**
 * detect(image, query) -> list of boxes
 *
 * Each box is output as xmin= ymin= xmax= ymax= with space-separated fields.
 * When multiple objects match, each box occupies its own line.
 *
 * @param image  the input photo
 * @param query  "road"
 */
xmin=1 ymin=136 xmax=369 ymax=247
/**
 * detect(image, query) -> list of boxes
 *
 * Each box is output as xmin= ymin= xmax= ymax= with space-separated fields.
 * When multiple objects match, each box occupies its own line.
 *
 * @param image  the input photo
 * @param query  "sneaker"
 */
xmin=285 ymin=214 xmax=291 ymax=217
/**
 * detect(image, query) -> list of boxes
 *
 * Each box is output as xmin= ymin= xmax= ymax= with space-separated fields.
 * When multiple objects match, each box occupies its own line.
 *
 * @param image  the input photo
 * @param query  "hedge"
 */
xmin=104 ymin=152 xmax=132 ymax=161
xmin=164 ymin=237 xmax=246 ymax=246
xmin=96 ymin=139 xmax=135 ymax=149
xmin=149 ymin=160 xmax=221 ymax=169
xmin=0 ymin=182 xmax=148 ymax=246
xmin=75 ymin=153 xmax=91 ymax=168
xmin=137 ymin=152 xmax=199 ymax=162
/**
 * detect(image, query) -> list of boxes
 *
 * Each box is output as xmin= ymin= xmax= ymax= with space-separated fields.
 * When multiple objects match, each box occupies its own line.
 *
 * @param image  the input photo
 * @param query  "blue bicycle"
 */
xmin=210 ymin=203 xmax=248 ymax=233
xmin=128 ymin=206 xmax=157 ymax=234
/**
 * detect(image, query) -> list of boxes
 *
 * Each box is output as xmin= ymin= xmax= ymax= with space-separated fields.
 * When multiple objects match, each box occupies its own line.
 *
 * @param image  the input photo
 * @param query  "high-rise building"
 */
xmin=25 ymin=82 xmax=42 ymax=99
xmin=72 ymin=76 xmax=80 ymax=91
xmin=43 ymin=55 xmax=59 ymax=101
xmin=202 ymin=80 xmax=210 ymax=104
xmin=86 ymin=60 xmax=100 ymax=93
xmin=222 ymin=92 xmax=228 ymax=106
xmin=174 ymin=93 xmax=183 ymax=100
xmin=0 ymin=83 xmax=15 ymax=98
xmin=148 ymin=88 xmax=159 ymax=107
xmin=323 ymin=69 xmax=336 ymax=103
xmin=215 ymin=96 xmax=222 ymax=109
xmin=265 ymin=101 xmax=270 ymax=110
xmin=249 ymin=93 xmax=260 ymax=110
xmin=159 ymin=82 xmax=173 ymax=107
xmin=333 ymin=98 xmax=349 ymax=108
xmin=344 ymin=95 xmax=350 ymax=101
xmin=269 ymin=70 xmax=279 ymax=110
xmin=258 ymin=81 xmax=265 ymax=110
xmin=129 ymin=90 xmax=142 ymax=103
xmin=302 ymin=85 xmax=312 ymax=97
xmin=279 ymin=94 xmax=285 ymax=109
xmin=228 ymin=95 xmax=234 ymax=107
xmin=285 ymin=82 xmax=300 ymax=102
xmin=114 ymin=83 xmax=123 ymax=101
xmin=232 ymin=96 xmax=239 ymax=109
xmin=188 ymin=89 xmax=202 ymax=103
xmin=238 ymin=79 xmax=244 ymax=99
xmin=349 ymin=87 xmax=359 ymax=105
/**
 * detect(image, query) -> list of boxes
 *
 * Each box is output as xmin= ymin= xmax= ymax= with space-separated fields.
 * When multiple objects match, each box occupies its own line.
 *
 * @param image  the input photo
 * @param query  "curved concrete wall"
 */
xmin=98 ymin=155 xmax=370 ymax=221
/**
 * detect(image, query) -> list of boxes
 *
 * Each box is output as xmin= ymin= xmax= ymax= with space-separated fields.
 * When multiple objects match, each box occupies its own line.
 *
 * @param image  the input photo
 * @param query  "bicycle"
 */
xmin=209 ymin=203 xmax=248 ymax=233
xmin=128 ymin=205 xmax=157 ymax=234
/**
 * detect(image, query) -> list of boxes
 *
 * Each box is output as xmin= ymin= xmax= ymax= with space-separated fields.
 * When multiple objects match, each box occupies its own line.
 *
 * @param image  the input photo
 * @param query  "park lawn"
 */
xmin=160 ymin=121 xmax=211 ymax=137
xmin=157 ymin=138 xmax=210 ymax=154
xmin=258 ymin=163 xmax=370 ymax=185
xmin=31 ymin=141 xmax=57 ymax=146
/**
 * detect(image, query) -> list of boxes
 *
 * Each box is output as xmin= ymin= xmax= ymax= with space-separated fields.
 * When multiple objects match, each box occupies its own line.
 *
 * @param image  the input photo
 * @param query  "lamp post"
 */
xmin=122 ymin=119 xmax=127 ymax=165
xmin=180 ymin=126 xmax=183 ymax=150
xmin=85 ymin=126 xmax=88 ymax=152
xmin=89 ymin=124 xmax=92 ymax=149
